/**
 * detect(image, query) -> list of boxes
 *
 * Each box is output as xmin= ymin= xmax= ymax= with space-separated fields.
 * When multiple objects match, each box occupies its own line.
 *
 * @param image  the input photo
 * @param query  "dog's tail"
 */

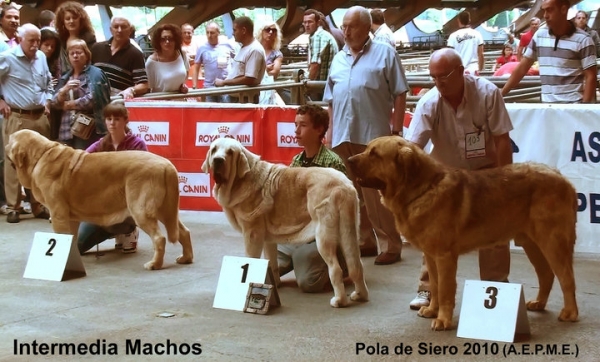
xmin=338 ymin=188 xmax=363 ymax=282
xmin=163 ymin=164 xmax=181 ymax=244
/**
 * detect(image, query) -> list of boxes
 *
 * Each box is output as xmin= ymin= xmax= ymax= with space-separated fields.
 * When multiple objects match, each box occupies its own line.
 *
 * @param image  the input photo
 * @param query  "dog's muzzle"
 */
xmin=212 ymin=157 xmax=227 ymax=184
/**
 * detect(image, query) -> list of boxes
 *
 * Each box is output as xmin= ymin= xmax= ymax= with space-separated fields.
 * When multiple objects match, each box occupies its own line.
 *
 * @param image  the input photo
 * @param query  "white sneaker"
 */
xmin=0 ymin=204 xmax=8 ymax=215
xmin=116 ymin=228 xmax=139 ymax=254
xmin=409 ymin=291 xmax=431 ymax=310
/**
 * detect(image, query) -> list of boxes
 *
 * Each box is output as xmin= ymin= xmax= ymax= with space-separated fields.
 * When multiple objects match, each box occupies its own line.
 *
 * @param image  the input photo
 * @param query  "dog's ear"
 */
xmin=237 ymin=149 xmax=251 ymax=178
xmin=201 ymin=146 xmax=213 ymax=173
xmin=7 ymin=143 xmax=26 ymax=169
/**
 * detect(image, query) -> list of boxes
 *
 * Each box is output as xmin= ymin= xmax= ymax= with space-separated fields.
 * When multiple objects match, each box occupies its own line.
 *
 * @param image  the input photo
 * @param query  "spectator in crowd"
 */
xmin=257 ymin=20 xmax=284 ymax=105
xmin=77 ymin=101 xmax=147 ymax=255
xmin=491 ymin=43 xmax=518 ymax=72
xmin=192 ymin=22 xmax=234 ymax=102
xmin=278 ymin=104 xmax=348 ymax=292
xmin=517 ymin=17 xmax=540 ymax=60
xmin=181 ymin=23 xmax=199 ymax=67
xmin=0 ymin=4 xmax=15 ymax=215
xmin=317 ymin=11 xmax=345 ymax=50
xmin=40 ymin=27 xmax=62 ymax=141
xmin=91 ymin=16 xmax=148 ymax=99
xmin=0 ymin=24 xmax=53 ymax=224
xmin=55 ymin=1 xmax=96 ymax=75
xmin=145 ymin=24 xmax=189 ymax=93
xmin=370 ymin=9 xmax=395 ymax=48
xmin=215 ymin=16 xmax=266 ymax=103
xmin=324 ymin=6 xmax=408 ymax=265
xmin=40 ymin=28 xmax=61 ymax=81
xmin=303 ymin=9 xmax=338 ymax=82
xmin=405 ymin=48 xmax=513 ymax=311
xmin=505 ymin=32 xmax=518 ymax=53
xmin=0 ymin=4 xmax=19 ymax=47
xmin=502 ymin=0 xmax=597 ymax=103
xmin=52 ymin=38 xmax=111 ymax=149
xmin=575 ymin=10 xmax=600 ymax=56
xmin=447 ymin=11 xmax=484 ymax=75
xmin=37 ymin=9 xmax=55 ymax=29
xmin=493 ymin=59 xmax=539 ymax=77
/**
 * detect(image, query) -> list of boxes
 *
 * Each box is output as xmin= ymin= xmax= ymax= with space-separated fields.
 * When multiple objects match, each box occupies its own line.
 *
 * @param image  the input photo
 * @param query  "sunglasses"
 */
xmin=160 ymin=36 xmax=174 ymax=43
xmin=263 ymin=28 xmax=277 ymax=34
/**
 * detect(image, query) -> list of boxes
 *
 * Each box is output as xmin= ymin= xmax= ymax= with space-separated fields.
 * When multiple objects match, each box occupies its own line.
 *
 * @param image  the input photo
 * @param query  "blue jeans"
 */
xmin=78 ymin=220 xmax=136 ymax=254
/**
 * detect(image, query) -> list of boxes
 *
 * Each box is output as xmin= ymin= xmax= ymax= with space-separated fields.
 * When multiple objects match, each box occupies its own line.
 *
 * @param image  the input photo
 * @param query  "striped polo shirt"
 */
xmin=524 ymin=24 xmax=596 ymax=103
xmin=91 ymin=39 xmax=148 ymax=94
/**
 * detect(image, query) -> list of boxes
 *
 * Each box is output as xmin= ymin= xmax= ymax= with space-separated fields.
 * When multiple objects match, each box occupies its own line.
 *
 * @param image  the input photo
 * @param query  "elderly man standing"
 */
xmin=181 ymin=23 xmax=199 ymax=67
xmin=192 ymin=22 xmax=235 ymax=102
xmin=502 ymin=0 xmax=597 ymax=103
xmin=215 ymin=16 xmax=265 ymax=103
xmin=405 ymin=48 xmax=513 ymax=310
xmin=0 ymin=23 xmax=53 ymax=223
xmin=91 ymin=16 xmax=148 ymax=100
xmin=370 ymin=9 xmax=395 ymax=48
xmin=324 ymin=6 xmax=408 ymax=265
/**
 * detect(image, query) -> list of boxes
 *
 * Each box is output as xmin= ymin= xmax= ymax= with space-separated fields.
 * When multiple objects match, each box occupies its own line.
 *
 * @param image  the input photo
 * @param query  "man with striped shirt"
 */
xmin=91 ymin=17 xmax=148 ymax=100
xmin=502 ymin=0 xmax=597 ymax=103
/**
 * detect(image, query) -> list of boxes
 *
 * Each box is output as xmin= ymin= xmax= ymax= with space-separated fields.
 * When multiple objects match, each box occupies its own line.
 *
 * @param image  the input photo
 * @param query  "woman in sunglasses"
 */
xmin=145 ymin=23 xmax=189 ymax=93
xmin=257 ymin=21 xmax=284 ymax=105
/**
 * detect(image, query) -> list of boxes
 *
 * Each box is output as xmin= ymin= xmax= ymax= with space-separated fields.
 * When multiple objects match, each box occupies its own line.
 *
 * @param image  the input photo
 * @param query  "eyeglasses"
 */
xmin=429 ymin=67 xmax=459 ymax=82
xmin=68 ymin=50 xmax=84 ymax=57
xmin=161 ymin=37 xmax=174 ymax=43
xmin=263 ymin=28 xmax=277 ymax=34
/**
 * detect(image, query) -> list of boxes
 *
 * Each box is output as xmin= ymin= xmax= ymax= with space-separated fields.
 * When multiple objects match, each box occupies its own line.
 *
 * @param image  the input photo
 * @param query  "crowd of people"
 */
xmin=0 ymin=0 xmax=597 ymax=313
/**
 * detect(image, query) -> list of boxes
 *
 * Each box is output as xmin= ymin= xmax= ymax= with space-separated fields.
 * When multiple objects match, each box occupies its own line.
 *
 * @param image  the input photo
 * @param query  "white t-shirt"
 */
xmin=145 ymin=54 xmax=188 ymax=92
xmin=227 ymin=39 xmax=266 ymax=84
xmin=447 ymin=27 xmax=484 ymax=73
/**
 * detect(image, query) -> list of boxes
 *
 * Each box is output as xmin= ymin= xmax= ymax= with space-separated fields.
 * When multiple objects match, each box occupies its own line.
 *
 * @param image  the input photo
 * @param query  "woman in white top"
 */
xmin=145 ymin=23 xmax=189 ymax=93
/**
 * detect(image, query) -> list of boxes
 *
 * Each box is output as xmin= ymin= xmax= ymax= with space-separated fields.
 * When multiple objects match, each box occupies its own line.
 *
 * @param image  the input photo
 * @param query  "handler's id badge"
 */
xmin=465 ymin=131 xmax=486 ymax=159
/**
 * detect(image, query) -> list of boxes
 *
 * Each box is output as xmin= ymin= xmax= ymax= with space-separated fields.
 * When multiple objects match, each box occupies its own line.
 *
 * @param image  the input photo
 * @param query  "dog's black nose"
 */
xmin=213 ymin=157 xmax=225 ymax=168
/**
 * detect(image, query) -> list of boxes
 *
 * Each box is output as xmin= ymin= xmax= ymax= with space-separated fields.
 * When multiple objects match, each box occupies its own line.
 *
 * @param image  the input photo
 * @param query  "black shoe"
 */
xmin=7 ymin=211 xmax=19 ymax=223
xmin=34 ymin=208 xmax=50 ymax=220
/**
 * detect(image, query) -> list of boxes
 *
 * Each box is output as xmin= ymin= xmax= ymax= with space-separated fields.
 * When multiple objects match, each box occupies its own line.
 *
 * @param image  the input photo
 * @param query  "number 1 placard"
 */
xmin=213 ymin=256 xmax=270 ymax=311
xmin=23 ymin=232 xmax=86 ymax=281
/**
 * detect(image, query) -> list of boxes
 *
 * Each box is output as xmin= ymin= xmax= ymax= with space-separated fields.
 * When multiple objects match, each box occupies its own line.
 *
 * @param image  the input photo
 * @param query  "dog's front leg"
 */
xmin=419 ymin=253 xmax=439 ymax=319
xmin=432 ymin=254 xmax=458 ymax=331
xmin=49 ymin=207 xmax=72 ymax=234
xmin=262 ymin=243 xmax=281 ymax=287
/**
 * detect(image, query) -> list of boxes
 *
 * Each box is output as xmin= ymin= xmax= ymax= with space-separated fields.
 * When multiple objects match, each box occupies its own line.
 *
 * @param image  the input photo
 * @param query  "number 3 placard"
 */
xmin=457 ymin=280 xmax=530 ymax=342
xmin=23 ymin=232 xmax=86 ymax=281
xmin=213 ymin=256 xmax=271 ymax=311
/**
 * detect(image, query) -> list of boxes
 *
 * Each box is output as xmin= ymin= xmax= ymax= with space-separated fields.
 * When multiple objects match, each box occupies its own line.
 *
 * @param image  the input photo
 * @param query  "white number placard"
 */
xmin=457 ymin=280 xmax=530 ymax=342
xmin=23 ymin=232 xmax=86 ymax=281
xmin=213 ymin=256 xmax=270 ymax=311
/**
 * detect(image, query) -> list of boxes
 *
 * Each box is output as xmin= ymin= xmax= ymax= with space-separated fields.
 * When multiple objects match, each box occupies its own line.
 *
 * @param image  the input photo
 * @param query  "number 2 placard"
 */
xmin=213 ymin=256 xmax=270 ymax=311
xmin=23 ymin=232 xmax=86 ymax=281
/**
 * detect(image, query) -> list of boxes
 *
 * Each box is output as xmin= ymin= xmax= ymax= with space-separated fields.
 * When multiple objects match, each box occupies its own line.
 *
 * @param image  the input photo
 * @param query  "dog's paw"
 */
xmin=144 ymin=260 xmax=163 ymax=270
xmin=417 ymin=306 xmax=438 ymax=318
xmin=526 ymin=300 xmax=547 ymax=311
xmin=176 ymin=255 xmax=193 ymax=264
xmin=558 ymin=308 xmax=579 ymax=322
xmin=330 ymin=295 xmax=348 ymax=308
xmin=430 ymin=318 xmax=453 ymax=331
xmin=350 ymin=290 xmax=369 ymax=302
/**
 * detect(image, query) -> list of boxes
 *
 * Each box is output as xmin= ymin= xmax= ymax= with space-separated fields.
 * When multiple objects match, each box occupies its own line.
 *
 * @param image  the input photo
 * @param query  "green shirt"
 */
xmin=290 ymin=144 xmax=346 ymax=175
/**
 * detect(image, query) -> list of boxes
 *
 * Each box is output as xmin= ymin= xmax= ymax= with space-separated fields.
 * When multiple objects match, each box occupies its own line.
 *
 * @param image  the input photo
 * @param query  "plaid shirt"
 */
xmin=308 ymin=27 xmax=339 ymax=81
xmin=290 ymin=144 xmax=346 ymax=175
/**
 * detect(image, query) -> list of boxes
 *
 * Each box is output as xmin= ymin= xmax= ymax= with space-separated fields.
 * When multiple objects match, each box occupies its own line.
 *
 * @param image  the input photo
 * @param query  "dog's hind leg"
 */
xmin=518 ymin=233 xmax=554 ymax=312
xmin=175 ymin=220 xmax=193 ymax=265
xmin=340 ymin=193 xmax=368 ymax=303
xmin=135 ymin=216 xmax=166 ymax=270
xmin=316 ymin=235 xmax=348 ymax=308
xmin=263 ymin=243 xmax=281 ymax=286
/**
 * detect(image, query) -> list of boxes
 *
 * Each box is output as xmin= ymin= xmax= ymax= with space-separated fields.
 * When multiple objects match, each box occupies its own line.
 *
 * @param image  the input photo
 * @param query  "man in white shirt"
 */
xmin=370 ymin=9 xmax=395 ymax=48
xmin=447 ymin=11 xmax=484 ymax=75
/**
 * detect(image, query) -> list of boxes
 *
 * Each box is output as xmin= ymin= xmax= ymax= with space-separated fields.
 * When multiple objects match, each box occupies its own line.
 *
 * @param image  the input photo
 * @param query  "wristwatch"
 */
xmin=391 ymin=130 xmax=402 ymax=136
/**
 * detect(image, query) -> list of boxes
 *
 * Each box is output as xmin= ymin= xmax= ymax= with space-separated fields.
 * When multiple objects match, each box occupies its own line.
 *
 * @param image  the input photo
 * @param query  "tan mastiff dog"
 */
xmin=5 ymin=129 xmax=193 ymax=270
xmin=202 ymin=137 xmax=368 ymax=307
xmin=348 ymin=136 xmax=578 ymax=330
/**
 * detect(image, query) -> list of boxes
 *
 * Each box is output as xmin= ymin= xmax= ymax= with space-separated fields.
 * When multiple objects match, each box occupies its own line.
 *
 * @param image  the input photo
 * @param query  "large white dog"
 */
xmin=202 ymin=138 xmax=368 ymax=307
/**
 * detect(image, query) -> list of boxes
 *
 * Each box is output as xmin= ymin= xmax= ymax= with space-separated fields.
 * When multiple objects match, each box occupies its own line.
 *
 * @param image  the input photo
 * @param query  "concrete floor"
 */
xmin=0 ymin=211 xmax=599 ymax=362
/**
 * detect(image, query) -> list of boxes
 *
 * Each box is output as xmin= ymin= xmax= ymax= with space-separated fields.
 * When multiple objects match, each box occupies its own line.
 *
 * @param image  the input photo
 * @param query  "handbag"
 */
xmin=68 ymin=88 xmax=95 ymax=140
xmin=70 ymin=112 xmax=95 ymax=140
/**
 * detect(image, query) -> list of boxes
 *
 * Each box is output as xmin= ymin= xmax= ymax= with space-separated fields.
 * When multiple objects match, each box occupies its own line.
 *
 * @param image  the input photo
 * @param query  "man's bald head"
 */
xmin=430 ymin=48 xmax=463 ymax=69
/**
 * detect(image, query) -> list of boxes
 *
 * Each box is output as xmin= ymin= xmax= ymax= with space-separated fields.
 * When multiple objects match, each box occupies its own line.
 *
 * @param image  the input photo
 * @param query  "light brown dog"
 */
xmin=348 ymin=136 xmax=578 ymax=330
xmin=5 ymin=129 xmax=193 ymax=270
xmin=201 ymin=137 xmax=368 ymax=307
